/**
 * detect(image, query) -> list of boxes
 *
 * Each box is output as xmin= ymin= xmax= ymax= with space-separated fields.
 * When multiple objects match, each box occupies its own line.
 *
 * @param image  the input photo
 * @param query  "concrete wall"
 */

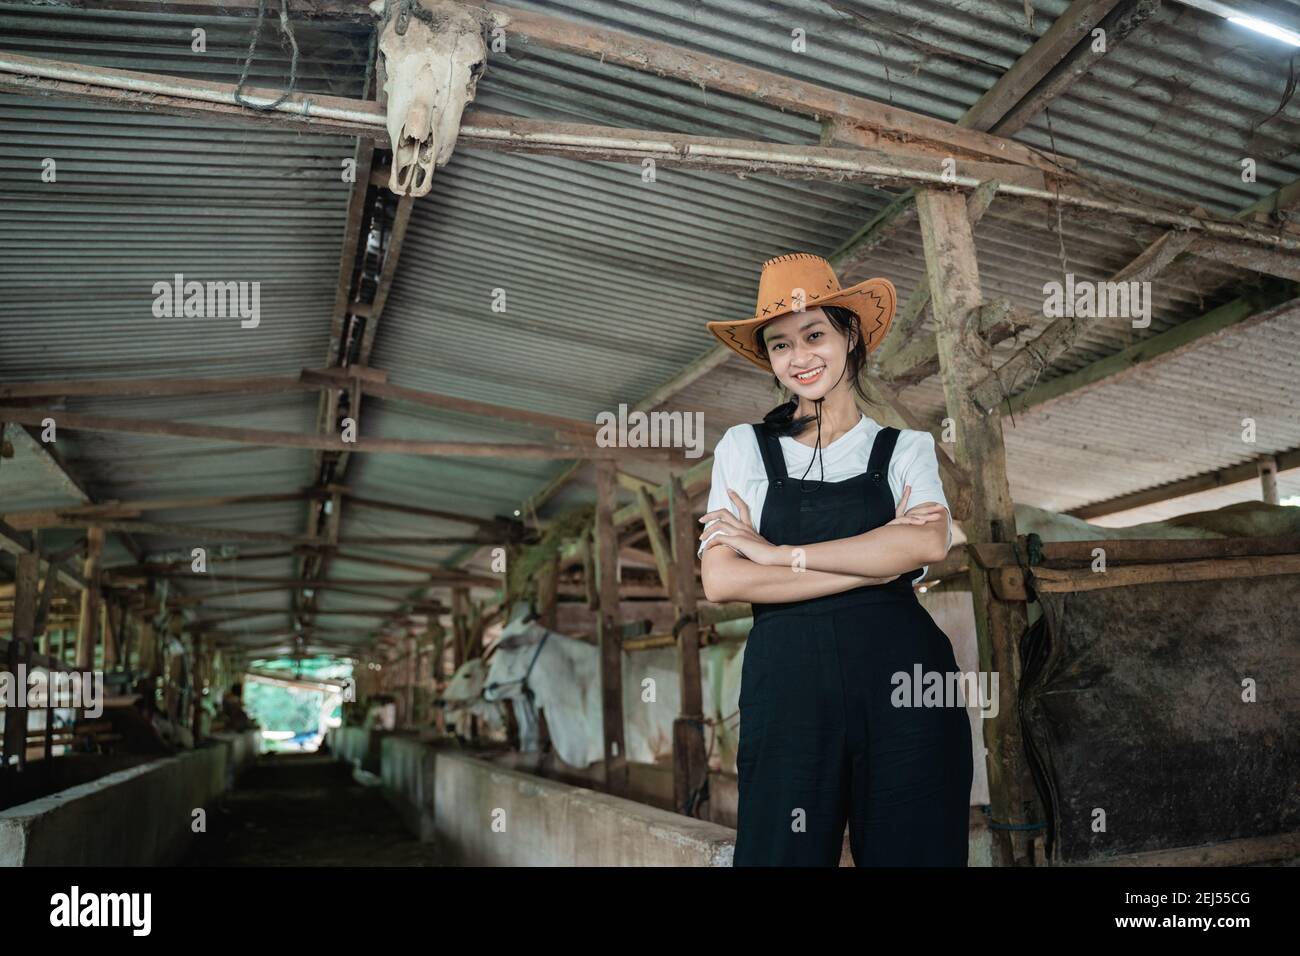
xmin=380 ymin=735 xmax=437 ymax=842
xmin=327 ymin=726 xmax=397 ymax=774
xmin=0 ymin=731 xmax=260 ymax=866
xmin=433 ymin=751 xmax=735 ymax=866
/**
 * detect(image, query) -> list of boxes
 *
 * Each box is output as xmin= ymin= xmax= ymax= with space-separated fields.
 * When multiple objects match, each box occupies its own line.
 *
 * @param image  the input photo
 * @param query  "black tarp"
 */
xmin=1019 ymin=572 xmax=1300 ymax=863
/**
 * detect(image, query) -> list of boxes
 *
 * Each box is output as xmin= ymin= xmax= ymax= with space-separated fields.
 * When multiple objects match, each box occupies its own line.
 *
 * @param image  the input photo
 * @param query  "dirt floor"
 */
xmin=181 ymin=752 xmax=441 ymax=866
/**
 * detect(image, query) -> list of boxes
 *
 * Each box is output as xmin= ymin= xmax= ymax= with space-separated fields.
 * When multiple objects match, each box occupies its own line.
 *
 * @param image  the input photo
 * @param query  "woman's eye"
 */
xmin=808 ymin=331 xmax=822 ymax=341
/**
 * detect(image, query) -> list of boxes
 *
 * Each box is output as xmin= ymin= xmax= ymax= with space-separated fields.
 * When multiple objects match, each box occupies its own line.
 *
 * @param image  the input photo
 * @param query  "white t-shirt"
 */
xmin=697 ymin=413 xmax=952 ymax=584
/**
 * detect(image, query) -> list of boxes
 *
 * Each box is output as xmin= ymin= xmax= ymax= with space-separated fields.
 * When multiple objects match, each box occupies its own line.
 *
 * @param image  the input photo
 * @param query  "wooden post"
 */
xmin=75 ymin=526 xmax=104 ymax=671
xmin=916 ymin=187 xmax=1041 ymax=866
xmin=3 ymin=553 xmax=39 ymax=770
xmin=1258 ymin=456 xmax=1280 ymax=504
xmin=668 ymin=474 xmax=709 ymax=818
xmin=103 ymin=598 xmax=120 ymax=669
xmin=594 ymin=459 xmax=627 ymax=796
xmin=191 ymin=633 xmax=205 ymax=739
xmin=536 ymin=553 xmax=559 ymax=630
xmin=451 ymin=587 xmax=468 ymax=672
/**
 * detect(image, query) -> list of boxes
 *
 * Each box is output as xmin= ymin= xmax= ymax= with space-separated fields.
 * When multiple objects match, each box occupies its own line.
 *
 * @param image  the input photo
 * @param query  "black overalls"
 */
xmin=733 ymin=423 xmax=973 ymax=866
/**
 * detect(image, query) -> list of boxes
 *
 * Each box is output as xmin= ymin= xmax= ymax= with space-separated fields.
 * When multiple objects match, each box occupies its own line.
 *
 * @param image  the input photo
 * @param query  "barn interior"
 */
xmin=1 ymin=0 xmax=1298 ymax=869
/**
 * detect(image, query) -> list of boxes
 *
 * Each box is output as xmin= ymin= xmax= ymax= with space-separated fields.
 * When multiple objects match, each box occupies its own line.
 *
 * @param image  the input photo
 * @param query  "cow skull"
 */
xmin=369 ymin=0 xmax=491 ymax=197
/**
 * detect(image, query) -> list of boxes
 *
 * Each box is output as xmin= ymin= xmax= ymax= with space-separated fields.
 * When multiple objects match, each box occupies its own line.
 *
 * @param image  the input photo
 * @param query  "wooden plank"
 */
xmin=961 ymin=1 xmax=1122 ymax=132
xmin=484 ymin=2 xmax=1066 ymax=172
xmin=594 ymin=460 xmax=627 ymax=796
xmin=347 ymin=376 xmax=602 ymax=437
xmin=972 ymin=534 xmax=1300 ymax=567
xmin=0 ymin=405 xmax=674 ymax=461
xmin=916 ymin=187 xmax=1038 ymax=867
xmin=1000 ymin=289 xmax=1294 ymax=417
xmin=989 ymin=0 xmax=1161 ymax=137
xmin=0 ymin=374 xmax=313 ymax=401
xmin=1032 ymin=554 xmax=1300 ymax=591
xmin=3 ymin=490 xmax=307 ymax=530
xmin=967 ymin=231 xmax=1207 ymax=414
xmin=1188 ymin=238 xmax=1300 ymax=282
xmin=74 ymin=527 xmax=104 ymax=671
xmin=635 ymin=487 xmax=675 ymax=596
xmin=668 ymin=473 xmax=708 ymax=817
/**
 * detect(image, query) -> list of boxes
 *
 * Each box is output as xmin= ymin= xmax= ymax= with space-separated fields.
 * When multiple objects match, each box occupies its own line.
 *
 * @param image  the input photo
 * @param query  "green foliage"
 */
xmin=504 ymin=503 xmax=594 ymax=609
xmin=244 ymin=683 xmax=324 ymax=734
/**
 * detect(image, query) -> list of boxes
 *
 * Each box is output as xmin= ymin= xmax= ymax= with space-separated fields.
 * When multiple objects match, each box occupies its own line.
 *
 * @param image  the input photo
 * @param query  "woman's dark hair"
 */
xmin=755 ymin=305 xmax=878 ymax=436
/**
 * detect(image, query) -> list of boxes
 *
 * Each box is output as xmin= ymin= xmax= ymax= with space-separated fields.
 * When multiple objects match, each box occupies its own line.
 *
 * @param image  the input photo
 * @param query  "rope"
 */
xmin=482 ymin=627 xmax=550 ymax=699
xmin=233 ymin=0 xmax=301 ymax=112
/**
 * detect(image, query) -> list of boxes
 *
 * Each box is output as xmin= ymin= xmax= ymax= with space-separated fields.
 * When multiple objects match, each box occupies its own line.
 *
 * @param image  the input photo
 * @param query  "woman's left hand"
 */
xmin=698 ymin=489 xmax=780 ymax=565
xmin=886 ymin=484 xmax=947 ymax=527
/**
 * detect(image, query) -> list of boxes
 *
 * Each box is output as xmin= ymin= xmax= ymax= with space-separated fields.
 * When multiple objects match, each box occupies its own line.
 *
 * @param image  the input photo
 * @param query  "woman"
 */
xmin=697 ymin=252 xmax=973 ymax=867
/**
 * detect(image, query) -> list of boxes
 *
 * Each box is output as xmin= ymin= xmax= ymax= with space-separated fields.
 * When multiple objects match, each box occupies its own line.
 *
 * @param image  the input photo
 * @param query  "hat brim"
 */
xmin=706 ymin=277 xmax=897 ymax=373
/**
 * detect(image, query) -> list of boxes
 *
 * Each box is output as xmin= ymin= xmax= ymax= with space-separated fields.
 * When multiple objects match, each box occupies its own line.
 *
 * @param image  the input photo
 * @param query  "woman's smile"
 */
xmin=793 ymin=364 xmax=826 ymax=385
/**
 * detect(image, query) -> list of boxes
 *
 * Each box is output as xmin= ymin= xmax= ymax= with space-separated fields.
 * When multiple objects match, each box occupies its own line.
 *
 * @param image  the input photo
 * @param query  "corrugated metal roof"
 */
xmin=2 ymin=0 xmax=1298 ymax=656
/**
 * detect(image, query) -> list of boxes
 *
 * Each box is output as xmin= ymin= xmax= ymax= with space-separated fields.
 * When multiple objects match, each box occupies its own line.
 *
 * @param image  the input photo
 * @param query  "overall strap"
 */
xmin=751 ymin=423 xmax=788 ymax=482
xmin=866 ymin=426 xmax=901 ymax=480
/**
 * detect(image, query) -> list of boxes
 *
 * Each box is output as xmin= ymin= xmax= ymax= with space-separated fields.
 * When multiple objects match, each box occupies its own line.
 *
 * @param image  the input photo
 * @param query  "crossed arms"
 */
xmin=698 ymin=485 xmax=950 ymax=605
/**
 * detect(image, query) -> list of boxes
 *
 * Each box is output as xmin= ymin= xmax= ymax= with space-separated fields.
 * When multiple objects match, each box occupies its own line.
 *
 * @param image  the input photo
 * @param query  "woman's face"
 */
xmin=760 ymin=308 xmax=855 ymax=399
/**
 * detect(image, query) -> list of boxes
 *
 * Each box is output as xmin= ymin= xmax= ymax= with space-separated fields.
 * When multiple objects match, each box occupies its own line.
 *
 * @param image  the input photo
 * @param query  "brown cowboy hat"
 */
xmin=707 ymin=253 xmax=896 ymax=373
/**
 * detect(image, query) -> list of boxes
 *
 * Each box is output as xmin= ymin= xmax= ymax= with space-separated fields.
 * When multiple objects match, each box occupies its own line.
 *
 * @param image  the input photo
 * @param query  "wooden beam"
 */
xmin=0 ymin=406 xmax=676 ymax=461
xmin=3 ymin=490 xmax=308 ymax=530
xmin=984 ymin=0 xmax=1161 ymax=137
xmin=594 ymin=460 xmax=627 ymax=796
xmin=484 ymin=2 xmax=1066 ymax=172
xmin=1000 ymin=288 xmax=1296 ymax=417
xmin=961 ymin=1 xmax=1123 ymax=132
xmin=1068 ymin=445 xmax=1300 ymax=520
xmin=1030 ymin=554 xmax=1300 ymax=592
xmin=0 ymin=374 xmax=314 ymax=401
xmin=966 ymin=230 xmax=1206 ymax=415
xmin=635 ymin=487 xmax=675 ymax=596
xmin=75 ymin=527 xmax=104 ymax=670
xmin=1188 ymin=238 xmax=1300 ymax=282
xmin=916 ymin=187 xmax=1039 ymax=866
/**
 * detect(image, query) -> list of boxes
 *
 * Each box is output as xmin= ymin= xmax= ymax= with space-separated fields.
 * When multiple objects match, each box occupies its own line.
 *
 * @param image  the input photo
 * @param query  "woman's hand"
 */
xmin=886 ymin=484 xmax=947 ymax=528
xmin=698 ymin=489 xmax=780 ymax=565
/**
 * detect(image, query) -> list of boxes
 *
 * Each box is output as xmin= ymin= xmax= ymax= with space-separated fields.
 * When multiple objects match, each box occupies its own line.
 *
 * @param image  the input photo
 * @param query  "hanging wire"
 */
xmin=233 ymin=0 xmax=301 ymax=112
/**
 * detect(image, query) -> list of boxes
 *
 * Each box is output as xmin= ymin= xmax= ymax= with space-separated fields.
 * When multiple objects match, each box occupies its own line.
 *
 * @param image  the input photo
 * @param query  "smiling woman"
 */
xmin=698 ymin=252 xmax=971 ymax=868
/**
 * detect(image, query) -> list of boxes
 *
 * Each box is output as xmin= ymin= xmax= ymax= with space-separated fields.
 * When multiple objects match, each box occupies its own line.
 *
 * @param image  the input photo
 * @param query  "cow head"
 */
xmin=369 ymin=0 xmax=492 ymax=197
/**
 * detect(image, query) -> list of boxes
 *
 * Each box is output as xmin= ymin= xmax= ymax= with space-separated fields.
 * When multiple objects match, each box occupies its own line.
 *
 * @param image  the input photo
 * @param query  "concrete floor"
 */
xmin=181 ymin=753 xmax=440 ymax=866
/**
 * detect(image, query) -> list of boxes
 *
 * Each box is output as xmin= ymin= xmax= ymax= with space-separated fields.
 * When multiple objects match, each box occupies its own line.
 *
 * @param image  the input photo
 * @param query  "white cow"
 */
xmin=473 ymin=602 xmax=745 ymax=771
xmin=439 ymin=656 xmax=507 ymax=737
